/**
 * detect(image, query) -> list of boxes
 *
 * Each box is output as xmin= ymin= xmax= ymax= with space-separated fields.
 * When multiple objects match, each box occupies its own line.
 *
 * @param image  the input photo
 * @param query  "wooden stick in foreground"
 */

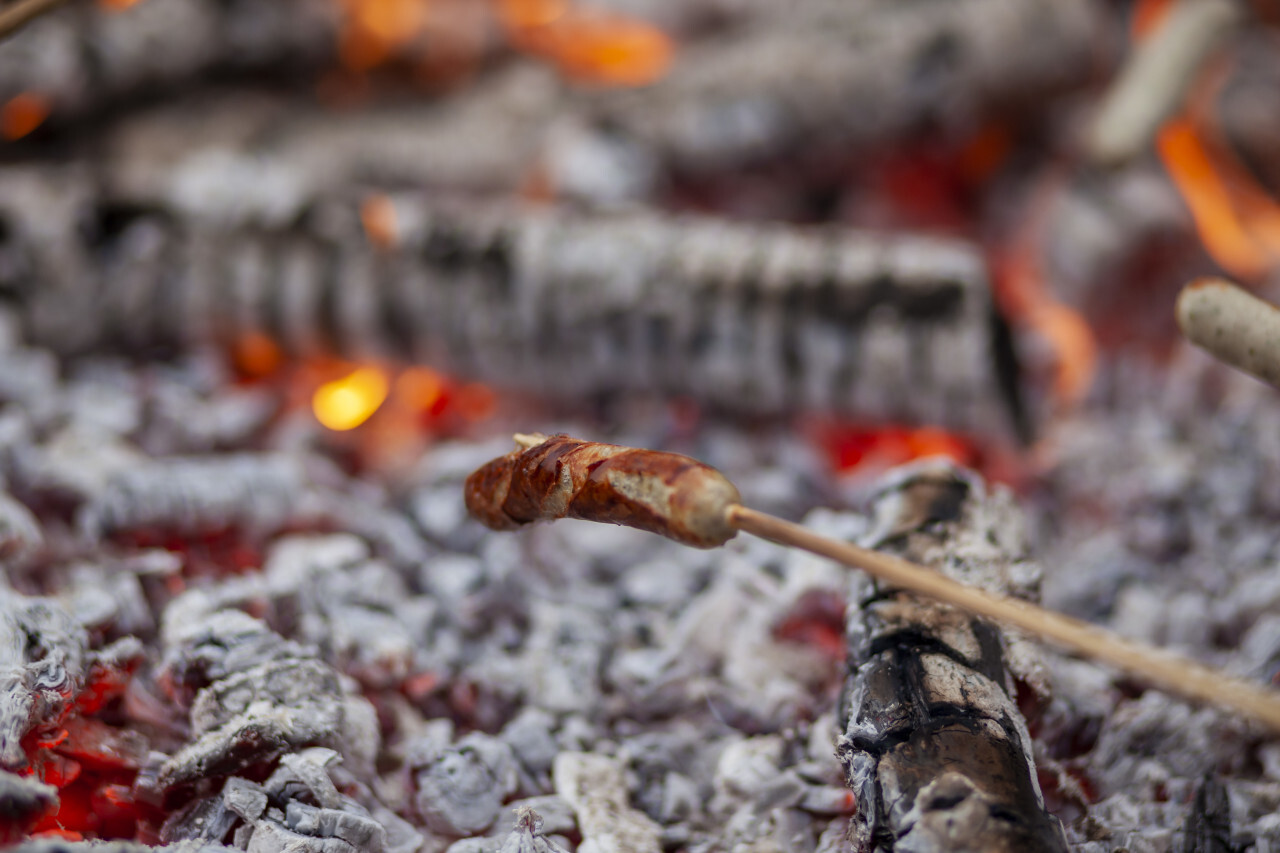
xmin=0 ymin=0 xmax=70 ymax=41
xmin=467 ymin=434 xmax=1280 ymax=732
xmin=727 ymin=504 xmax=1280 ymax=732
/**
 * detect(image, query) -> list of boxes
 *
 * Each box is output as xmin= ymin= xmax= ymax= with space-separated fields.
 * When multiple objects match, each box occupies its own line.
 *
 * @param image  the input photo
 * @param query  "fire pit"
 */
xmin=2 ymin=0 xmax=1280 ymax=851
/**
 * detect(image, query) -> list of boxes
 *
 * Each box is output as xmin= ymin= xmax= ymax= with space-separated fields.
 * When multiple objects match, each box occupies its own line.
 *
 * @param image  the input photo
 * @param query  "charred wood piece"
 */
xmin=161 ymin=747 xmax=402 ymax=853
xmin=155 ymin=608 xmax=379 ymax=792
xmin=0 ymin=0 xmax=338 ymax=122
xmin=837 ymin=462 xmax=1066 ymax=852
xmin=1177 ymin=775 xmax=1236 ymax=853
xmin=580 ymin=0 xmax=1110 ymax=172
xmin=10 ymin=840 xmax=235 ymax=852
xmin=0 ymin=767 xmax=57 ymax=841
xmin=2 ymin=184 xmax=1024 ymax=438
xmin=76 ymin=452 xmax=314 ymax=540
xmin=0 ymin=591 xmax=88 ymax=769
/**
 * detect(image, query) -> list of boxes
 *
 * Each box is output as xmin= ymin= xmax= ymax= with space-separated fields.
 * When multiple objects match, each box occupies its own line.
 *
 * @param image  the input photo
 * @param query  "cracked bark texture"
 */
xmin=0 ymin=178 xmax=1022 ymax=439
xmin=837 ymin=461 xmax=1066 ymax=852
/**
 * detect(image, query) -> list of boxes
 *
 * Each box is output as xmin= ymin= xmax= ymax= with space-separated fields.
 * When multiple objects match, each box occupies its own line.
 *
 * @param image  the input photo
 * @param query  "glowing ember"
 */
xmin=97 ymin=0 xmax=145 ymax=10
xmin=360 ymin=194 xmax=400 ymax=249
xmin=394 ymin=365 xmax=447 ymax=413
xmin=497 ymin=0 xmax=569 ymax=29
xmin=313 ymin=366 xmax=390 ymax=431
xmin=337 ymin=0 xmax=430 ymax=70
xmin=819 ymin=423 xmax=976 ymax=475
xmin=1158 ymin=116 xmax=1280 ymax=280
xmin=451 ymin=382 xmax=496 ymax=422
xmin=1 ymin=93 xmax=49 ymax=141
xmin=994 ymin=238 xmax=1098 ymax=410
xmin=232 ymin=332 xmax=284 ymax=379
xmin=509 ymin=9 xmax=673 ymax=87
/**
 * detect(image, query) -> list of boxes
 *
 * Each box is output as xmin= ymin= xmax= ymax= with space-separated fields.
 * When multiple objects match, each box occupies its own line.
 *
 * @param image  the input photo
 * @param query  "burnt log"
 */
xmin=837 ymin=462 xmax=1066 ymax=851
xmin=581 ymin=0 xmax=1111 ymax=173
xmin=0 ymin=179 xmax=1027 ymax=439
xmin=0 ymin=0 xmax=338 ymax=123
xmin=67 ymin=0 xmax=1115 ymax=212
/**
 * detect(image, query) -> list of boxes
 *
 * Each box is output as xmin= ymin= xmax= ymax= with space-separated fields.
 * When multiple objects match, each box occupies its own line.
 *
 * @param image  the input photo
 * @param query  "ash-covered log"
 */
xmin=1 ymin=181 xmax=1026 ymax=439
xmin=0 ymin=0 xmax=338 ymax=122
xmin=837 ymin=462 xmax=1066 ymax=851
xmin=579 ymin=0 xmax=1111 ymax=173
xmin=75 ymin=0 xmax=1116 ymax=211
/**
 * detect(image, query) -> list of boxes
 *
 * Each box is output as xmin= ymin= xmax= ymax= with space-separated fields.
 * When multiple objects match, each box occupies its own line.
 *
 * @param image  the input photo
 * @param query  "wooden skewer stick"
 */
xmin=0 ymin=0 xmax=71 ymax=42
xmin=469 ymin=434 xmax=1280 ymax=732
xmin=726 ymin=504 xmax=1280 ymax=733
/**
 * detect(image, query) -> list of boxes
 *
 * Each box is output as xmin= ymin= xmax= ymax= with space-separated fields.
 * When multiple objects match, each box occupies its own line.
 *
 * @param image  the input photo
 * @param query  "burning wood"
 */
xmin=580 ymin=0 xmax=1109 ymax=172
xmin=837 ymin=465 xmax=1065 ymax=851
xmin=0 ymin=0 xmax=339 ymax=123
xmin=1 ymin=185 xmax=1021 ymax=438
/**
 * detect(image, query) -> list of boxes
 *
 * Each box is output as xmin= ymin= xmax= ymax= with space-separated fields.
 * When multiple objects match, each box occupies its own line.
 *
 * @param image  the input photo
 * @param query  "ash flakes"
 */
xmin=1034 ymin=347 xmax=1280 ymax=851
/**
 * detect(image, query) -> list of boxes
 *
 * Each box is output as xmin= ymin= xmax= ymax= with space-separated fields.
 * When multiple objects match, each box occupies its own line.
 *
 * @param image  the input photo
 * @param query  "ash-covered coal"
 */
xmin=2 ymin=290 xmax=1280 ymax=853
xmin=1028 ymin=346 xmax=1280 ymax=852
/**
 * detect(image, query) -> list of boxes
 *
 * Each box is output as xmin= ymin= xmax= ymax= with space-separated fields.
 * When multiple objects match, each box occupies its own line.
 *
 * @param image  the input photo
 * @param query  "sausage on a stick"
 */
xmin=465 ymin=433 xmax=1280 ymax=733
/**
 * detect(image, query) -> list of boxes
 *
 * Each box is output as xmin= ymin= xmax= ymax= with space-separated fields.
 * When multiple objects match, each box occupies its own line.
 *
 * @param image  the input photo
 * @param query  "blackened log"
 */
xmin=837 ymin=462 xmax=1066 ymax=852
xmin=2 ymin=181 xmax=1026 ymax=439
xmin=580 ymin=0 xmax=1111 ymax=173
xmin=79 ymin=0 xmax=1114 ymax=213
xmin=0 ymin=0 xmax=337 ymax=122
xmin=1177 ymin=775 xmax=1236 ymax=853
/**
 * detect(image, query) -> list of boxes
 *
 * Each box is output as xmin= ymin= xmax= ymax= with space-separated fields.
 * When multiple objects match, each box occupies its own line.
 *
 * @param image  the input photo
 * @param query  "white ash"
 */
xmin=1032 ymin=347 xmax=1280 ymax=850
xmin=2 ymin=324 xmax=1278 ymax=852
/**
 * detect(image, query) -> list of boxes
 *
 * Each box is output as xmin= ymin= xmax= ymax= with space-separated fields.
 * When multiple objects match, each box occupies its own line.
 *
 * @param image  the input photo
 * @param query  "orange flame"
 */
xmin=1 ymin=93 xmax=49 ymax=141
xmin=360 ymin=194 xmax=401 ymax=249
xmin=1157 ymin=116 xmax=1280 ymax=280
xmin=819 ymin=423 xmax=976 ymax=475
xmin=313 ymin=366 xmax=391 ymax=430
xmin=97 ymin=0 xmax=145 ymax=10
xmin=995 ymin=245 xmax=1098 ymax=408
xmin=337 ymin=0 xmax=430 ymax=70
xmin=503 ymin=6 xmax=672 ymax=87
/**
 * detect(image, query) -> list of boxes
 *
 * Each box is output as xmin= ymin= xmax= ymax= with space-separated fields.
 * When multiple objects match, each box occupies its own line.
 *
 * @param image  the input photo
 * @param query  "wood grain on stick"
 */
xmin=727 ymin=504 xmax=1280 ymax=733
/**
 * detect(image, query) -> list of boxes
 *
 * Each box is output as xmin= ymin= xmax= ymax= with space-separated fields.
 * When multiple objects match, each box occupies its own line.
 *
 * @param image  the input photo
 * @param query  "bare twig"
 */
xmin=0 ymin=0 xmax=71 ymax=42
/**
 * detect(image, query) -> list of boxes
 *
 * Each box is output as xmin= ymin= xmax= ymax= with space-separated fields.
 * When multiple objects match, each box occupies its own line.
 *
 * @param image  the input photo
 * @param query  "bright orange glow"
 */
xmin=821 ymin=424 xmax=975 ymax=474
xmin=995 ymin=248 xmax=1098 ymax=407
xmin=497 ymin=0 xmax=569 ymax=29
xmin=1130 ymin=0 xmax=1174 ymax=39
xmin=2 ymin=93 xmax=49 ymax=141
xmin=337 ymin=0 xmax=430 ymax=69
xmin=313 ymin=366 xmax=390 ymax=430
xmin=394 ymin=365 xmax=446 ymax=411
xmin=98 ymin=0 xmax=144 ymax=10
xmin=1157 ymin=117 xmax=1280 ymax=280
xmin=360 ymin=194 xmax=400 ymax=249
xmin=516 ymin=10 xmax=673 ymax=87
xmin=232 ymin=332 xmax=284 ymax=378
xmin=452 ymin=382 xmax=497 ymax=422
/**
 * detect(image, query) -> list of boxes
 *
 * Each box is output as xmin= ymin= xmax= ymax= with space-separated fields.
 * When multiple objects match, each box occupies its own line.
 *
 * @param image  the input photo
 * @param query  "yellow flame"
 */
xmin=313 ymin=366 xmax=390 ymax=430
